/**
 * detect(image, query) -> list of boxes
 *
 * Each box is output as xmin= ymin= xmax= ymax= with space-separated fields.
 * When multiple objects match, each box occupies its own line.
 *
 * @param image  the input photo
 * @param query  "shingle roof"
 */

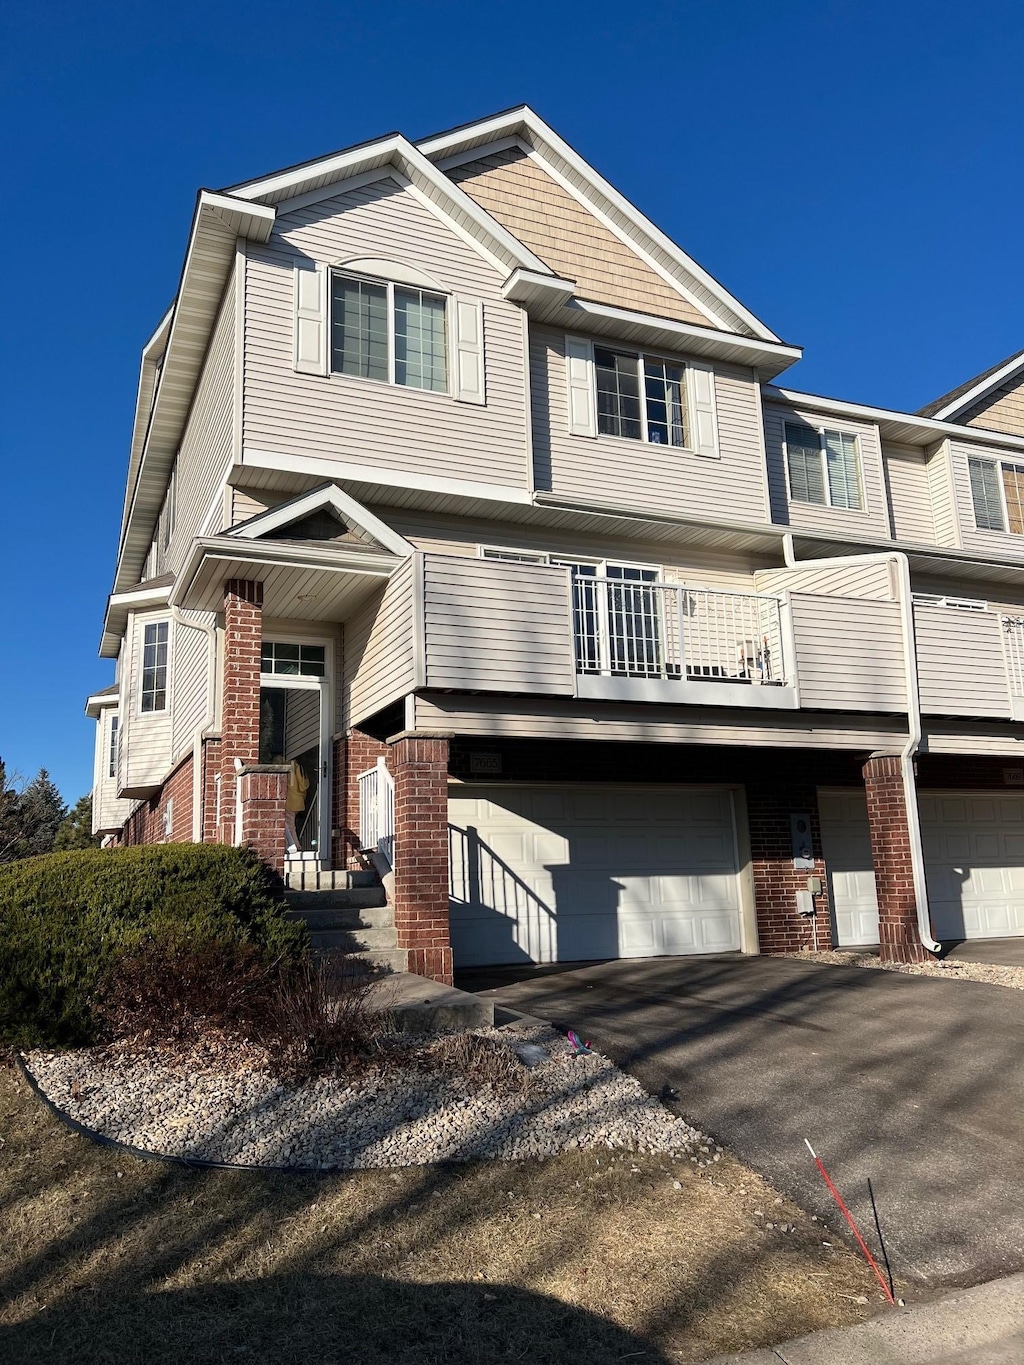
xmin=917 ymin=349 xmax=1024 ymax=418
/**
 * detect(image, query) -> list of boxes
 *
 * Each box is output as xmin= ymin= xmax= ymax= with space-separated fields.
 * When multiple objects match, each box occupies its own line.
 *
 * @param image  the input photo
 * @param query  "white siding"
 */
xmin=91 ymin=708 xmax=133 ymax=834
xmin=789 ymin=595 xmax=906 ymax=712
xmin=242 ymin=177 xmax=529 ymax=489
xmin=422 ymin=554 xmax=575 ymax=695
xmin=344 ymin=559 xmax=415 ymax=727
xmin=119 ymin=611 xmax=174 ymax=794
xmin=883 ymin=442 xmax=936 ymax=544
xmin=531 ymin=329 xmax=769 ymax=524
xmin=170 ymin=611 xmax=213 ymax=756
xmin=763 ymin=402 xmax=891 ymax=540
xmin=926 ymin=441 xmax=959 ymax=548
xmin=166 ymin=262 xmax=238 ymax=573
xmin=755 ymin=561 xmax=894 ymax=600
xmin=913 ymin=605 xmax=1011 ymax=719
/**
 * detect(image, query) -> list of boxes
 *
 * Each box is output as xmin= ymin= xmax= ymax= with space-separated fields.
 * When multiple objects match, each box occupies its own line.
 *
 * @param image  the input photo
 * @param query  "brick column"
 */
xmin=388 ymin=733 xmax=452 ymax=985
xmin=220 ymin=580 xmax=264 ymax=844
xmin=236 ymin=764 xmax=290 ymax=875
xmin=342 ymin=729 xmax=388 ymax=869
xmin=863 ymin=753 xmax=931 ymax=964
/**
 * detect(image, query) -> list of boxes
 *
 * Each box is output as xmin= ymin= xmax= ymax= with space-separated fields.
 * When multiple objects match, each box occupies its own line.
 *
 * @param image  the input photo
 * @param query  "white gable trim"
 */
xmin=226 ymin=482 xmax=414 ymax=557
xmin=418 ymin=108 xmax=782 ymax=344
xmin=929 ymin=355 xmax=1024 ymax=423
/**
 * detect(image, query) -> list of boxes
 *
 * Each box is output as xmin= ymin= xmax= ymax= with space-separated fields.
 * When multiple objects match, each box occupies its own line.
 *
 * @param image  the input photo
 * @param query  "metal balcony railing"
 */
xmin=569 ymin=579 xmax=787 ymax=686
xmin=1002 ymin=616 xmax=1024 ymax=698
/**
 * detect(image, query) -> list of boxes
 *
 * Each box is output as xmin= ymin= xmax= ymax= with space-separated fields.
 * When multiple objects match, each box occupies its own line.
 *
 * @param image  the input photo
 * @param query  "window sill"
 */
xmin=324 ymin=369 xmax=456 ymax=403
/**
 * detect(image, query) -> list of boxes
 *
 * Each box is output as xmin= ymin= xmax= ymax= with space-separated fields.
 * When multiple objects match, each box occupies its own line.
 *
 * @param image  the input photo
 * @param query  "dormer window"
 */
xmin=784 ymin=422 xmax=864 ymax=511
xmin=330 ymin=273 xmax=447 ymax=392
xmin=594 ymin=348 xmax=687 ymax=446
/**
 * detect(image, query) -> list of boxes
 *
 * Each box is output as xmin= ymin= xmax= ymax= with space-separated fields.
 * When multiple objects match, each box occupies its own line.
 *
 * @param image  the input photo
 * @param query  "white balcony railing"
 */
xmin=357 ymin=756 xmax=395 ymax=869
xmin=569 ymin=578 xmax=787 ymax=687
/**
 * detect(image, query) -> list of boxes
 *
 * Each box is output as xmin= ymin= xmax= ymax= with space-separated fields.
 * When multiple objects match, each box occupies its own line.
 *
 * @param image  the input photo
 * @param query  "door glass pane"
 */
xmin=594 ymin=348 xmax=642 ymax=440
xmin=605 ymin=566 xmax=661 ymax=676
xmin=556 ymin=562 xmax=601 ymax=672
xmin=394 ymin=288 xmax=447 ymax=391
xmin=331 ymin=276 xmax=388 ymax=381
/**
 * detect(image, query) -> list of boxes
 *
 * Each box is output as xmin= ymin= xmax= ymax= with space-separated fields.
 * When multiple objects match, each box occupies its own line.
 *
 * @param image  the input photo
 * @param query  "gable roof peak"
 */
xmin=918 ymin=348 xmax=1024 ymax=421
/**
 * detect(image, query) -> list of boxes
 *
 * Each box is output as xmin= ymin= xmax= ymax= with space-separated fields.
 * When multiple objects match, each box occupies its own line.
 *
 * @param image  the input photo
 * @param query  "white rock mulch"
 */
xmin=786 ymin=948 xmax=1024 ymax=992
xmin=23 ymin=1026 xmax=708 ymax=1171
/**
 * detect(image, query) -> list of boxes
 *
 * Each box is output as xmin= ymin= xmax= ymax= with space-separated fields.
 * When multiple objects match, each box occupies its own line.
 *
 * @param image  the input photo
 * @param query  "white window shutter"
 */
xmin=294 ymin=261 xmax=327 ymax=375
xmin=453 ymin=298 xmax=485 ymax=404
xmin=688 ymin=361 xmax=719 ymax=458
xmin=565 ymin=335 xmax=596 ymax=437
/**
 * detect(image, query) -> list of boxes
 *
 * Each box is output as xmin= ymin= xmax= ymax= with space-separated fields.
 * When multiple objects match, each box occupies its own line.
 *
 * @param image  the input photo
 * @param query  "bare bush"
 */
xmin=414 ymin=1031 xmax=534 ymax=1096
xmin=258 ymin=957 xmax=389 ymax=1080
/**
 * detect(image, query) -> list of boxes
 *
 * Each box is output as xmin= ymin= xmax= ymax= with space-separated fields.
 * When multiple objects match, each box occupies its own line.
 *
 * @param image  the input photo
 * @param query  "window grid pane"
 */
xmin=1002 ymin=464 xmax=1024 ymax=535
xmin=643 ymin=359 xmax=686 ymax=447
xmin=969 ymin=458 xmax=1005 ymax=531
xmin=141 ymin=621 xmax=168 ymax=713
xmin=824 ymin=429 xmax=862 ymax=510
xmin=394 ymin=288 xmax=447 ymax=391
xmin=331 ymin=277 xmax=388 ymax=381
xmin=785 ymin=424 xmax=826 ymax=505
xmin=108 ymin=715 xmax=119 ymax=779
xmin=595 ymin=348 xmax=642 ymax=440
xmin=261 ymin=642 xmax=327 ymax=678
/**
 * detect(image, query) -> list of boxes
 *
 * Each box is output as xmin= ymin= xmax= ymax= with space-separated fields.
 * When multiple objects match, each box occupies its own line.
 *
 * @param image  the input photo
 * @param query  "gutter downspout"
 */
xmin=781 ymin=534 xmax=940 ymax=955
xmin=171 ymin=607 xmax=219 ymax=843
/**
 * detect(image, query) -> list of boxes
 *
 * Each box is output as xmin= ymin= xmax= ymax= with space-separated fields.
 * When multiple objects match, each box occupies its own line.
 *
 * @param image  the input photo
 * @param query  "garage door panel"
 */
xmin=819 ymin=788 xmax=880 ymax=947
xmin=922 ymin=792 xmax=1024 ymax=940
xmin=448 ymin=786 xmax=741 ymax=966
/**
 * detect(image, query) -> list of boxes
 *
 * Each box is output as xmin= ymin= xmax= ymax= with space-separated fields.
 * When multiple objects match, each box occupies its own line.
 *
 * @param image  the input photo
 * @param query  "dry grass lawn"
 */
xmin=0 ymin=1057 xmax=892 ymax=1363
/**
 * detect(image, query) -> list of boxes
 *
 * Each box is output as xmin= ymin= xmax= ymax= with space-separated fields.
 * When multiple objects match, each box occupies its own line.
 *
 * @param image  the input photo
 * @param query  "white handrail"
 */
xmin=357 ymin=755 xmax=395 ymax=869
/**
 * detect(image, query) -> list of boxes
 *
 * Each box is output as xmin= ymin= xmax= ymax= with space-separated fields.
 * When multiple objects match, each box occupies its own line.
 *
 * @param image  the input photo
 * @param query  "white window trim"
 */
xmin=967 ymin=454 xmax=1024 ymax=535
xmin=107 ymin=713 xmax=119 ymax=780
xmin=590 ymin=344 xmax=694 ymax=450
xmin=138 ymin=616 xmax=171 ymax=717
xmin=329 ymin=269 xmax=451 ymax=397
xmin=479 ymin=545 xmax=550 ymax=564
xmin=783 ymin=421 xmax=867 ymax=513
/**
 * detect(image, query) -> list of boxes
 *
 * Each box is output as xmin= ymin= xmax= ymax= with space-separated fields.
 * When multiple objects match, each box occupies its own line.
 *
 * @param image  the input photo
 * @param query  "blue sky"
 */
xmin=2 ymin=0 xmax=1023 ymax=800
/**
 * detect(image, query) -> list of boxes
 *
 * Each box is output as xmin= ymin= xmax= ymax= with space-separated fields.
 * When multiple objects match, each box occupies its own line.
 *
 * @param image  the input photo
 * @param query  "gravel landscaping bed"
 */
xmin=785 ymin=948 xmax=1024 ymax=991
xmin=23 ymin=1025 xmax=709 ymax=1170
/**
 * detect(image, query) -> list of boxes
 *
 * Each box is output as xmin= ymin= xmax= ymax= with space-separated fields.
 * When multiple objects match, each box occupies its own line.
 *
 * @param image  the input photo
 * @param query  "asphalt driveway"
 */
xmin=460 ymin=955 xmax=1024 ymax=1290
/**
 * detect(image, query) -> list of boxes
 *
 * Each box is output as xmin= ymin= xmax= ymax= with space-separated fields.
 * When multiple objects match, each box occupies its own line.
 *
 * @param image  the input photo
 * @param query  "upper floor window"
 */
xmin=141 ymin=621 xmax=169 ymax=713
xmin=784 ymin=422 xmax=864 ymax=511
xmin=594 ymin=348 xmax=687 ymax=446
xmin=330 ymin=274 xmax=447 ymax=392
xmin=107 ymin=714 xmax=119 ymax=778
xmin=968 ymin=456 xmax=1024 ymax=534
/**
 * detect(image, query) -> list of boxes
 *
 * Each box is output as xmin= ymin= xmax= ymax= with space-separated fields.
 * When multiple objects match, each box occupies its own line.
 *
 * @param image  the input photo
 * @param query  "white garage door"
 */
xmin=448 ymin=785 xmax=742 ymax=967
xmin=818 ymin=789 xmax=879 ymax=947
xmin=920 ymin=792 xmax=1024 ymax=940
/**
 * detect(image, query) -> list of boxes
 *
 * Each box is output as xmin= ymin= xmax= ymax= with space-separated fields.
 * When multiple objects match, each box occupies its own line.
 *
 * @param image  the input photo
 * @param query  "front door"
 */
xmin=259 ymin=639 xmax=332 ymax=868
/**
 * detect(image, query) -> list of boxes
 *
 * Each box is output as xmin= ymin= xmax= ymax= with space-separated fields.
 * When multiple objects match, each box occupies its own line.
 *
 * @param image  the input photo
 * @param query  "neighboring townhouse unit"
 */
xmin=90 ymin=107 xmax=1024 ymax=984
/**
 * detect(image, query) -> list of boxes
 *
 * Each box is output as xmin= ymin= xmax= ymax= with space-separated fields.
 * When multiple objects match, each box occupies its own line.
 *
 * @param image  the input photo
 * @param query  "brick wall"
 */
xmin=121 ymin=753 xmax=194 ymax=846
xmin=389 ymin=734 xmax=452 ymax=984
xmin=341 ymin=729 xmax=388 ymax=869
xmin=220 ymin=580 xmax=264 ymax=842
xmin=237 ymin=765 xmax=289 ymax=873
xmin=863 ymin=753 xmax=929 ymax=964
xmin=202 ymin=736 xmax=222 ymax=842
xmin=746 ymin=778 xmax=832 ymax=954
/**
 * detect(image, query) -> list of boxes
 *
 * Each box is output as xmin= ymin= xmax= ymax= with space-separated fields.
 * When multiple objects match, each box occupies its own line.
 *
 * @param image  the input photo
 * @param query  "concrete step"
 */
xmin=308 ymin=926 xmax=399 ymax=954
xmin=284 ymin=886 xmax=387 ymax=911
xmin=367 ymin=973 xmax=495 ymax=1032
xmin=347 ymin=947 xmax=410 ymax=975
xmin=283 ymin=868 xmax=379 ymax=891
xmin=288 ymin=904 xmax=395 ymax=932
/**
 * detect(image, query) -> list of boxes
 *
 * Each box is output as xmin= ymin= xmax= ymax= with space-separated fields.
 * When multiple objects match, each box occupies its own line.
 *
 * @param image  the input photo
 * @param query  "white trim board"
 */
xmin=226 ymin=482 xmax=414 ymax=558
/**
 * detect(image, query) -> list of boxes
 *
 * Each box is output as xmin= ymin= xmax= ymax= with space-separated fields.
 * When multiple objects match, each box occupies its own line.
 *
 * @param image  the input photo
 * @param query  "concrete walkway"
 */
xmin=703 ymin=1270 xmax=1024 ymax=1363
xmin=464 ymin=954 xmax=1024 ymax=1288
xmin=942 ymin=936 xmax=1024 ymax=965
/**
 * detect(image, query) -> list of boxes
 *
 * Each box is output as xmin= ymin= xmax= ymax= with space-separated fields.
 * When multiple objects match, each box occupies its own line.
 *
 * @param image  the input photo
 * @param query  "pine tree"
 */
xmin=14 ymin=770 xmax=68 ymax=859
xmin=54 ymin=794 xmax=98 ymax=850
xmin=0 ymin=760 xmax=22 ymax=862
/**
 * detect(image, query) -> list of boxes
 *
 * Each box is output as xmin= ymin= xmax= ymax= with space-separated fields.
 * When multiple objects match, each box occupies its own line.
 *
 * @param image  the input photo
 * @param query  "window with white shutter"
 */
xmin=294 ymin=262 xmax=327 ymax=375
xmin=575 ymin=341 xmax=693 ymax=448
xmin=326 ymin=271 xmax=454 ymax=394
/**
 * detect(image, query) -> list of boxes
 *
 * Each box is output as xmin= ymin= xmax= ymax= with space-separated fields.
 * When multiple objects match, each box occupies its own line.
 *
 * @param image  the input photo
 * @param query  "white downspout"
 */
xmin=171 ymin=607 xmax=219 ymax=844
xmin=781 ymin=534 xmax=940 ymax=955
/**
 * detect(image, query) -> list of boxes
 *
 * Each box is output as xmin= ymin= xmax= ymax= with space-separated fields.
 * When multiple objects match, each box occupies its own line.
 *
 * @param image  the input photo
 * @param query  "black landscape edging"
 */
xmin=15 ymin=1052 xmax=357 ymax=1176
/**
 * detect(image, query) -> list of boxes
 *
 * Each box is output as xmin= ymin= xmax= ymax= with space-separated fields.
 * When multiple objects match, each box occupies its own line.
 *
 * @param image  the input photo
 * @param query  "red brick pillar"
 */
xmin=389 ymin=733 xmax=452 ymax=985
xmin=220 ymin=580 xmax=264 ymax=844
xmin=863 ymin=753 xmax=931 ymax=964
xmin=237 ymin=765 xmax=290 ymax=875
xmin=342 ymin=729 xmax=388 ymax=869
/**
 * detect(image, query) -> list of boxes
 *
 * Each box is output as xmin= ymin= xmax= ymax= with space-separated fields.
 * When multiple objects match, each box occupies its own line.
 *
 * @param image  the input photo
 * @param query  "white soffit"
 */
xmin=418 ymin=106 xmax=783 ymax=345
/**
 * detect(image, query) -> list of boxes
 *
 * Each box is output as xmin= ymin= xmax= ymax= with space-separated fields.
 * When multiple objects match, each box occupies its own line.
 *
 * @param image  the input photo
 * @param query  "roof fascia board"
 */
xmin=766 ymin=385 xmax=1024 ymax=454
xmin=419 ymin=108 xmax=782 ymax=344
xmin=929 ymin=355 xmax=1024 ymax=422
xmin=566 ymin=298 xmax=802 ymax=370
xmin=272 ymin=165 xmax=397 ymax=217
xmin=227 ymin=482 xmax=415 ymax=557
xmin=240 ymin=446 xmax=534 ymax=506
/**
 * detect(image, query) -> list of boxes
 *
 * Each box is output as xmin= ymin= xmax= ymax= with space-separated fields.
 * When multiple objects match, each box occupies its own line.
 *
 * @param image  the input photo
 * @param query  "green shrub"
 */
xmin=0 ymin=844 xmax=307 ymax=1049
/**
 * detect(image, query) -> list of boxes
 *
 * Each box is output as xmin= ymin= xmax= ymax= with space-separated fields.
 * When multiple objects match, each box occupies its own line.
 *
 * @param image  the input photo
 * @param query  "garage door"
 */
xmin=818 ymin=789 xmax=879 ymax=947
xmin=448 ymin=785 xmax=742 ymax=967
xmin=920 ymin=792 xmax=1024 ymax=940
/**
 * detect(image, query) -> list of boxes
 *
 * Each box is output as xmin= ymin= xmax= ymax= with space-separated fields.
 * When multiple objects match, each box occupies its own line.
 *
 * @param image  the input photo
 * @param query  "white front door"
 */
xmin=448 ymin=784 xmax=742 ymax=967
xmin=818 ymin=789 xmax=879 ymax=947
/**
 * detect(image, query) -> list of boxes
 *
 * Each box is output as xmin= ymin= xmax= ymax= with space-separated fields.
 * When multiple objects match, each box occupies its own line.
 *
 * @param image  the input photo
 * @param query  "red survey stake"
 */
xmin=804 ymin=1138 xmax=896 ymax=1305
